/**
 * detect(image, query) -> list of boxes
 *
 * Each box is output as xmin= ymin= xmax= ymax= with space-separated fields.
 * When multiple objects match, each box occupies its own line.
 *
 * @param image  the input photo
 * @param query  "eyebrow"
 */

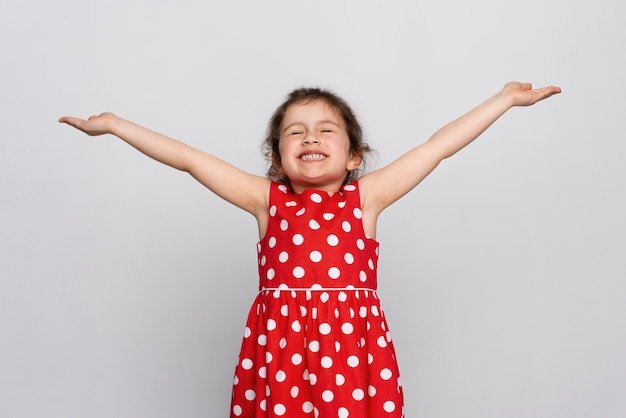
xmin=282 ymin=120 xmax=342 ymax=134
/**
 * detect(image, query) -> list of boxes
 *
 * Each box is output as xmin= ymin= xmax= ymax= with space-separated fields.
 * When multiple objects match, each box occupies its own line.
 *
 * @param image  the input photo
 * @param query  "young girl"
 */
xmin=60 ymin=81 xmax=560 ymax=418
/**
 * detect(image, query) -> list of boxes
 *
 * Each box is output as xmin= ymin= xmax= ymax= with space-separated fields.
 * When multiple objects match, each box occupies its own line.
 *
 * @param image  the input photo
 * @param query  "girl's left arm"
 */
xmin=359 ymin=82 xmax=561 ymax=217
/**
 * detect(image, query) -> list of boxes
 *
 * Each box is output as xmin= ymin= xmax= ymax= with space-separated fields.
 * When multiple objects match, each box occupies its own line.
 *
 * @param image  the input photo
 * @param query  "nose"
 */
xmin=303 ymin=132 xmax=320 ymax=145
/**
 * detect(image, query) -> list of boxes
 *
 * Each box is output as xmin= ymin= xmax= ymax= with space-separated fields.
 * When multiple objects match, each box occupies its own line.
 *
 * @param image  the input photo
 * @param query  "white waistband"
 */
xmin=260 ymin=287 xmax=376 ymax=293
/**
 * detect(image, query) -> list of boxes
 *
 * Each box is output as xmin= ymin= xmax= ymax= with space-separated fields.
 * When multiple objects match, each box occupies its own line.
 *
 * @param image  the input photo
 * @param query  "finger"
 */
xmin=58 ymin=116 xmax=85 ymax=127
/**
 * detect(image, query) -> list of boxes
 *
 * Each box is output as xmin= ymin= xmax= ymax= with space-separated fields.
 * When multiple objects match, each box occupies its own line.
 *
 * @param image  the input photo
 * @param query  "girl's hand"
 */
xmin=502 ymin=82 xmax=561 ymax=107
xmin=58 ymin=112 xmax=118 ymax=136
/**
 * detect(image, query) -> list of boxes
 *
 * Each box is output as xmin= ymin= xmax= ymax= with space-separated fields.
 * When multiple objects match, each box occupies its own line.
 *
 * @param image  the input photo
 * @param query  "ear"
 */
xmin=346 ymin=153 xmax=362 ymax=172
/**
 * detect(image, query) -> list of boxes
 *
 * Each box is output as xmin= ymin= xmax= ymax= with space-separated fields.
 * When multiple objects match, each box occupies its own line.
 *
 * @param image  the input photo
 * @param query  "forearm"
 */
xmin=107 ymin=116 xmax=200 ymax=172
xmin=427 ymin=89 xmax=515 ymax=160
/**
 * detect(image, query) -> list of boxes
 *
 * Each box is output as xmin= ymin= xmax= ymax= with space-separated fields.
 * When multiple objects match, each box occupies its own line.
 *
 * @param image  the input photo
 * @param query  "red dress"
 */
xmin=231 ymin=181 xmax=404 ymax=417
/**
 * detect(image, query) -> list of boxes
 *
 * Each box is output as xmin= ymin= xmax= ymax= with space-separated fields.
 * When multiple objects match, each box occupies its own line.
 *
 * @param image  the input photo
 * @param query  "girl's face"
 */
xmin=276 ymin=100 xmax=361 ymax=194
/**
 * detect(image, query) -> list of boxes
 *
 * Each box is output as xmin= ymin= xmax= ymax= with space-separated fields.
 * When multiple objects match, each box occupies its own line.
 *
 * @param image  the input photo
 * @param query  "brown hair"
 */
xmin=263 ymin=87 xmax=372 ymax=185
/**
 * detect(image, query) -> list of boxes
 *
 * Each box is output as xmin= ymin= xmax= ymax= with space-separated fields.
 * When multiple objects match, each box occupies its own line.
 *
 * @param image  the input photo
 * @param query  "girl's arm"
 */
xmin=59 ymin=113 xmax=270 ymax=218
xmin=359 ymin=82 xmax=561 ymax=225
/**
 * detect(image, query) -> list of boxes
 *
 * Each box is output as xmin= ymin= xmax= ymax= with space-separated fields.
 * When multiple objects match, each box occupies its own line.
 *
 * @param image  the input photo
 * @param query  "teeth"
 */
xmin=300 ymin=153 xmax=326 ymax=161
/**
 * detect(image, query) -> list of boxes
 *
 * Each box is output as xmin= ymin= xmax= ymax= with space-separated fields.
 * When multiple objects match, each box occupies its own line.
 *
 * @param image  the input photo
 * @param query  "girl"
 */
xmin=60 ymin=81 xmax=561 ymax=417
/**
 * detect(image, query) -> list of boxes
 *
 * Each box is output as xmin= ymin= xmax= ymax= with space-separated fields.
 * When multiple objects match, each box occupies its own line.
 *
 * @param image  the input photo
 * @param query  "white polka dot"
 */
xmin=258 ymin=366 xmax=266 ymax=378
xmin=310 ymin=193 xmax=322 ymax=203
xmin=359 ymin=271 xmax=367 ymax=282
xmin=353 ymin=208 xmax=362 ymax=219
xmin=338 ymin=200 xmax=346 ymax=208
xmin=328 ymin=267 xmax=341 ymax=279
xmin=302 ymin=401 xmax=314 ymax=413
xmin=266 ymin=352 xmax=273 ymax=363
xmin=233 ymin=405 xmax=243 ymax=416
xmin=260 ymin=399 xmax=267 ymax=411
xmin=319 ymin=323 xmax=331 ymax=335
xmin=347 ymin=355 xmax=359 ymax=367
xmin=280 ymin=219 xmax=289 ymax=231
xmin=274 ymin=404 xmax=286 ymax=416
xmin=309 ymin=373 xmax=317 ymax=385
xmin=352 ymin=388 xmax=365 ymax=401
xmin=292 ymin=234 xmax=304 ymax=245
xmin=336 ymin=373 xmax=345 ymax=386
xmin=278 ymin=185 xmax=288 ymax=193
xmin=338 ymin=407 xmax=349 ymax=418
xmin=327 ymin=234 xmax=339 ymax=246
xmin=308 ymin=219 xmax=320 ymax=230
xmin=233 ymin=375 xmax=239 ymax=385
xmin=260 ymin=255 xmax=266 ymax=266
xmin=257 ymin=334 xmax=267 ymax=346
xmin=377 ymin=336 xmax=387 ymax=348
xmin=320 ymin=292 xmax=329 ymax=303
xmin=290 ymin=386 xmax=299 ymax=398
xmin=344 ymin=253 xmax=354 ymax=264
xmin=266 ymin=268 xmax=275 ymax=280
xmin=338 ymin=291 xmax=347 ymax=302
xmin=368 ymin=259 xmax=375 ymax=270
xmin=359 ymin=306 xmax=367 ymax=318
xmin=371 ymin=306 xmax=380 ymax=316
xmin=280 ymin=305 xmax=288 ymax=316
xmin=342 ymin=220 xmax=352 ymax=232
xmin=335 ymin=341 xmax=341 ymax=352
xmin=285 ymin=200 xmax=297 ymax=207
xmin=368 ymin=353 xmax=374 ymax=364
xmin=321 ymin=356 xmax=333 ymax=368
xmin=322 ymin=390 xmax=334 ymax=402
xmin=245 ymin=389 xmax=256 ymax=400
xmin=309 ymin=340 xmax=320 ymax=352
xmin=291 ymin=320 xmax=302 ymax=332
xmin=279 ymin=251 xmax=289 ymax=263
xmin=269 ymin=205 xmax=277 ymax=216
xmin=368 ymin=385 xmax=377 ymax=397
xmin=276 ymin=370 xmax=286 ymax=382
xmin=323 ymin=213 xmax=335 ymax=220
xmin=341 ymin=322 xmax=354 ymax=334
xmin=244 ymin=327 xmax=251 ymax=338
xmin=309 ymin=250 xmax=322 ymax=262
xmin=279 ymin=338 xmax=287 ymax=349
xmin=267 ymin=319 xmax=277 ymax=331
xmin=296 ymin=207 xmax=306 ymax=216
xmin=293 ymin=266 xmax=305 ymax=278
xmin=291 ymin=353 xmax=303 ymax=365
xmin=300 ymin=305 xmax=307 ymax=316
xmin=356 ymin=239 xmax=365 ymax=250
xmin=380 ymin=368 xmax=393 ymax=380
xmin=268 ymin=237 xmax=277 ymax=248
xmin=383 ymin=401 xmax=396 ymax=412
xmin=241 ymin=358 xmax=253 ymax=370
xmin=344 ymin=184 xmax=356 ymax=191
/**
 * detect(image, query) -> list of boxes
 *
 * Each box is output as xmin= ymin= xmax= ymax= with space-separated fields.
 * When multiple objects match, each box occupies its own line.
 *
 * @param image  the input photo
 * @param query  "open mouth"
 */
xmin=299 ymin=153 xmax=327 ymax=161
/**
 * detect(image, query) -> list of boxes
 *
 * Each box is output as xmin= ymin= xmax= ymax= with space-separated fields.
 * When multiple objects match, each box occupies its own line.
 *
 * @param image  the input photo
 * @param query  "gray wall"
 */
xmin=1 ymin=1 xmax=624 ymax=417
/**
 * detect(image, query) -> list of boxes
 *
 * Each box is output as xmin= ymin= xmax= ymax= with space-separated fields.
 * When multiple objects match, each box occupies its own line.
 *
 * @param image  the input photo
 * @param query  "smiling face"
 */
xmin=276 ymin=100 xmax=361 ymax=193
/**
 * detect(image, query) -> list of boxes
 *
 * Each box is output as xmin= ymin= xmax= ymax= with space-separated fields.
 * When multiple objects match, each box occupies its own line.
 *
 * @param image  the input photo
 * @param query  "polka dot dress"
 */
xmin=231 ymin=182 xmax=404 ymax=417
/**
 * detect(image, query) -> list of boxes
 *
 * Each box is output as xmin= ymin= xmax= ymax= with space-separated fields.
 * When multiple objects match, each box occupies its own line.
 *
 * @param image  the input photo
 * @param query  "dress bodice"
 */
xmin=257 ymin=181 xmax=379 ymax=290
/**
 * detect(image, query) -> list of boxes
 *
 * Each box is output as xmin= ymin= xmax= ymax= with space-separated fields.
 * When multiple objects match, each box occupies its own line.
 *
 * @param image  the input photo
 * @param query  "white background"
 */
xmin=1 ymin=0 xmax=625 ymax=417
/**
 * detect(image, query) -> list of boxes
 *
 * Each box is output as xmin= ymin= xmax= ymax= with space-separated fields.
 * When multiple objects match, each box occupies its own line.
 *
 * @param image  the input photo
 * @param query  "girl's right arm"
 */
xmin=59 ymin=113 xmax=270 ymax=219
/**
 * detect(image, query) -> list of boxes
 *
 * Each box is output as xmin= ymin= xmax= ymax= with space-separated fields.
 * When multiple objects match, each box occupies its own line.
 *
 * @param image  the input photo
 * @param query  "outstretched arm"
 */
xmin=59 ymin=113 xmax=269 ymax=217
xmin=359 ymin=82 xmax=561 ymax=223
